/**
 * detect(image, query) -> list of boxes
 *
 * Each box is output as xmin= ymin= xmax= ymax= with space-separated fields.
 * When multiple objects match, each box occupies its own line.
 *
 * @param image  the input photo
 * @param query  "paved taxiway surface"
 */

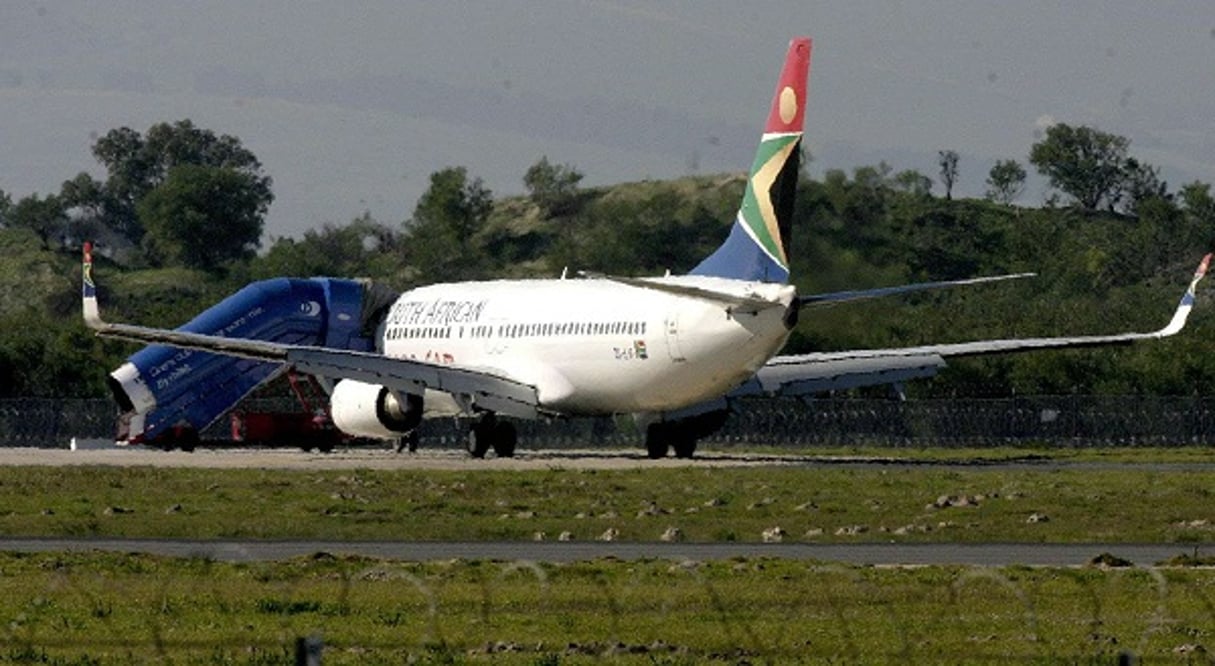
xmin=6 ymin=445 xmax=1215 ymax=472
xmin=0 ymin=537 xmax=1210 ymax=567
xmin=3 ymin=446 xmax=1212 ymax=566
xmin=0 ymin=445 xmax=800 ymax=470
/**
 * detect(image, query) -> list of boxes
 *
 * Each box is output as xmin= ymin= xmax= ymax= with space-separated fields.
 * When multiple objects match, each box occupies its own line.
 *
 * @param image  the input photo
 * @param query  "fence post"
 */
xmin=295 ymin=635 xmax=322 ymax=665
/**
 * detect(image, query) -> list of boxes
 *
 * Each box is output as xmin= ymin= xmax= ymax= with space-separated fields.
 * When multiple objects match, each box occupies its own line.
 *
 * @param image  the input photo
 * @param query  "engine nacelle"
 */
xmin=330 ymin=380 xmax=423 ymax=440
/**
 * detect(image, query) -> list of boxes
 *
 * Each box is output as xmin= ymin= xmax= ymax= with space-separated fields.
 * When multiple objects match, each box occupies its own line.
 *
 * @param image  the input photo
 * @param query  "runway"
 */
xmin=1 ymin=537 xmax=1209 ymax=567
xmin=6 ymin=445 xmax=1215 ymax=472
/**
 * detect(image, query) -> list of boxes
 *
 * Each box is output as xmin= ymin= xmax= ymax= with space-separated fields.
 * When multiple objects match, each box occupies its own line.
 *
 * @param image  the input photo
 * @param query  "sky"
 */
xmin=2 ymin=1 xmax=1214 ymax=240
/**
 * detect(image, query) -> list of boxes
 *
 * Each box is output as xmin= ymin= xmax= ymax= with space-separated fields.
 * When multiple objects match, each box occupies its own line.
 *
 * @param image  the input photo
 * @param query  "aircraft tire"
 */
xmin=672 ymin=436 xmax=697 ymax=459
xmin=468 ymin=416 xmax=495 ymax=458
xmin=491 ymin=422 xmax=517 ymax=458
xmin=467 ymin=431 xmax=490 ymax=458
xmin=644 ymin=424 xmax=670 ymax=459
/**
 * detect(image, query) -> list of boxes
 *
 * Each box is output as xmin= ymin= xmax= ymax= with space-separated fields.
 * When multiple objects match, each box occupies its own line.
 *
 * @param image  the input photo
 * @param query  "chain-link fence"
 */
xmin=0 ymin=399 xmax=119 ymax=448
xmin=3 ymin=551 xmax=1213 ymax=664
xmin=709 ymin=395 xmax=1215 ymax=448
xmin=5 ymin=395 xmax=1215 ymax=448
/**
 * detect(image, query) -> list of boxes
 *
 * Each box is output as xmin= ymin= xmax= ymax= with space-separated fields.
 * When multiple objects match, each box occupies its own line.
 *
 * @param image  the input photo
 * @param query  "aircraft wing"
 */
xmin=740 ymin=253 xmax=1210 ymax=398
xmin=81 ymin=246 xmax=540 ymax=419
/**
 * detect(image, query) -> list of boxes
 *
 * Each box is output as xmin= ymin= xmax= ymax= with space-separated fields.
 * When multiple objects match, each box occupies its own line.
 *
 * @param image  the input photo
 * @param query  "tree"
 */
xmin=1177 ymin=181 xmax=1215 ymax=250
xmin=0 ymin=188 xmax=11 ymax=227
xmin=937 ymin=150 xmax=959 ymax=200
xmin=137 ymin=165 xmax=268 ymax=270
xmin=404 ymin=167 xmax=494 ymax=282
xmin=57 ymin=172 xmax=113 ymax=246
xmin=524 ymin=156 xmax=584 ymax=217
xmin=90 ymin=119 xmax=272 ymax=246
xmin=892 ymin=169 xmax=933 ymax=197
xmin=254 ymin=214 xmax=401 ymax=280
xmin=1180 ymin=181 xmax=1215 ymax=224
xmin=1117 ymin=158 xmax=1171 ymax=215
xmin=1029 ymin=123 xmax=1128 ymax=211
xmin=984 ymin=159 xmax=1027 ymax=205
xmin=8 ymin=193 xmax=66 ymax=249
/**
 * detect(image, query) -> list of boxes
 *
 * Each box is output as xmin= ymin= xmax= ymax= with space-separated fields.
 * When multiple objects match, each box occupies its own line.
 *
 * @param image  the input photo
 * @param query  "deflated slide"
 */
xmin=106 ymin=276 xmax=396 ymax=445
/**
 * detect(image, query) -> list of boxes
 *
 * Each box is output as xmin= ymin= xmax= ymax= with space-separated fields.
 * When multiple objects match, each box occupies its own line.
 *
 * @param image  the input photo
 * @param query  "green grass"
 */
xmin=2 ymin=551 xmax=1215 ymax=664
xmin=2 ymin=461 xmax=1215 ymax=543
xmin=4 ymin=458 xmax=1215 ymax=662
xmin=708 ymin=443 xmax=1215 ymax=464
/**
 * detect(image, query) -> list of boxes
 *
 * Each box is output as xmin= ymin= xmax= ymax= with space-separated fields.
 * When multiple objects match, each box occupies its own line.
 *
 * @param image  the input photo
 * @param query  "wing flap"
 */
xmin=732 ymin=353 xmax=946 ymax=397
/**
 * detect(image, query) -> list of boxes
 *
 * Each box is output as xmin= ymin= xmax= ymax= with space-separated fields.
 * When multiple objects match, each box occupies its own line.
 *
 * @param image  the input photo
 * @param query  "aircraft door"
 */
xmin=664 ymin=312 xmax=686 ymax=362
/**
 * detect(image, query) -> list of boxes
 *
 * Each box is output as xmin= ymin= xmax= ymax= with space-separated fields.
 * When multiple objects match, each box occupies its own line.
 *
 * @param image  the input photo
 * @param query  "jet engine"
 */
xmin=330 ymin=379 xmax=423 ymax=439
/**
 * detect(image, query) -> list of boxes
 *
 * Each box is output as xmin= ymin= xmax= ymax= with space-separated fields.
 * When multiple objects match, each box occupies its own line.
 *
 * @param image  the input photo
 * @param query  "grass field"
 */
xmin=3 ymin=450 xmax=1215 ymax=663
xmin=0 ymin=457 xmax=1214 ymax=543
xmin=4 ymin=551 xmax=1215 ymax=664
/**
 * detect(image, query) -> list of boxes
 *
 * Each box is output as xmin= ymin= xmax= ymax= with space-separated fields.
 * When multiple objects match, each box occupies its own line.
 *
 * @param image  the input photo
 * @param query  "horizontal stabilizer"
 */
xmin=798 ymin=272 xmax=1035 ymax=308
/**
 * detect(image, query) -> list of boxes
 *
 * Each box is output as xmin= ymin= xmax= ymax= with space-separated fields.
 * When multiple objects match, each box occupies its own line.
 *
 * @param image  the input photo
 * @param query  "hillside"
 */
xmin=0 ymin=171 xmax=1212 ymax=398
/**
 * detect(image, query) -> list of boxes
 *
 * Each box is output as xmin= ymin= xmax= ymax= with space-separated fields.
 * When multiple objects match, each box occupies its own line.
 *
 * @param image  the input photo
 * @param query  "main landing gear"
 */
xmin=467 ymin=413 xmax=517 ymax=458
xmin=643 ymin=410 xmax=730 ymax=460
xmin=645 ymin=422 xmax=698 ymax=459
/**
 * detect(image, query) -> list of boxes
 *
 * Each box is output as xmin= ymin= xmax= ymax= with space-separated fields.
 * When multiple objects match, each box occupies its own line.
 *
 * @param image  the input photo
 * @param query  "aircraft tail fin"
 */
xmin=690 ymin=37 xmax=811 ymax=284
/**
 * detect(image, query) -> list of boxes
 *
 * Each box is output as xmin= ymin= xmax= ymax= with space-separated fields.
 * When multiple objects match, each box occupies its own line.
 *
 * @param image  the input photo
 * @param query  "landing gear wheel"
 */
xmin=672 ymin=436 xmax=697 ymax=459
xmin=645 ymin=440 xmax=669 ymax=459
xmin=178 ymin=429 xmax=198 ymax=453
xmin=491 ymin=422 xmax=517 ymax=458
xmin=468 ymin=415 xmax=496 ymax=459
xmin=644 ymin=424 xmax=670 ymax=459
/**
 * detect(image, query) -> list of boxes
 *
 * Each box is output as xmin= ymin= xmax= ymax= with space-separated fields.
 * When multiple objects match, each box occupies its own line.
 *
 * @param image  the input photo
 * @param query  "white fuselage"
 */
xmin=378 ymin=276 xmax=797 ymax=416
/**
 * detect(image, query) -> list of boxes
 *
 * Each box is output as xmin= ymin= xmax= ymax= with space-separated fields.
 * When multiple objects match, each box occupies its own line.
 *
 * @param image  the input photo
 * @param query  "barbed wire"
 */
xmin=4 ymin=556 xmax=1215 ymax=663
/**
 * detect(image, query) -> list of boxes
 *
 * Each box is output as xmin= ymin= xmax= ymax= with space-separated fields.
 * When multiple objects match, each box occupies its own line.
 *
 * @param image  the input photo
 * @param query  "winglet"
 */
xmin=82 ymin=242 xmax=103 ymax=329
xmin=1156 ymin=252 xmax=1210 ymax=337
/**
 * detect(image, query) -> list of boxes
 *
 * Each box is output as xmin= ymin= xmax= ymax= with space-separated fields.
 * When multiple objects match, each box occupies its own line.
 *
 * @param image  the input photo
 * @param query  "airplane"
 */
xmin=82 ymin=37 xmax=1209 ymax=459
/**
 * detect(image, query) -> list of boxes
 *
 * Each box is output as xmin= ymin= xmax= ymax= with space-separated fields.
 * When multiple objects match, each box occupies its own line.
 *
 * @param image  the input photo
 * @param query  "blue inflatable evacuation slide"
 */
xmin=107 ymin=277 xmax=397 ymax=444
